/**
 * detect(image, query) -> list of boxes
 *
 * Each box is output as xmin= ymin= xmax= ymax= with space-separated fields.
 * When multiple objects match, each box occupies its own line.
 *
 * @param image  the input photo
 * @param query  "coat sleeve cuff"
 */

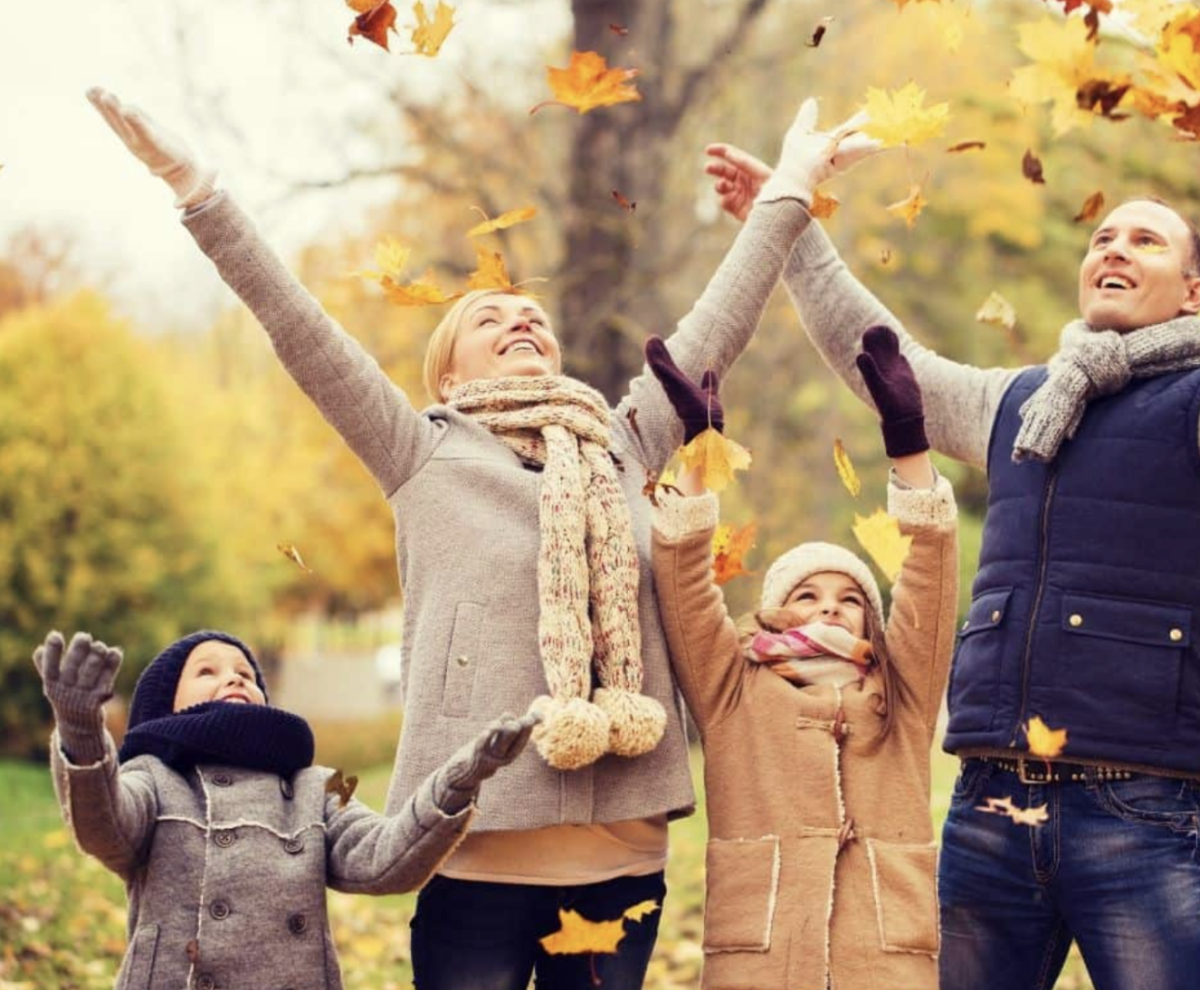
xmin=887 ymin=473 xmax=957 ymax=528
xmin=652 ymin=492 xmax=719 ymax=543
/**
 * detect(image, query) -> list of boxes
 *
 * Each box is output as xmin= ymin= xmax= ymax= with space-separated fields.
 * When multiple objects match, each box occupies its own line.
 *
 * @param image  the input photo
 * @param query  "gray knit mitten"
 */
xmin=34 ymin=631 xmax=123 ymax=765
xmin=431 ymin=711 xmax=541 ymax=814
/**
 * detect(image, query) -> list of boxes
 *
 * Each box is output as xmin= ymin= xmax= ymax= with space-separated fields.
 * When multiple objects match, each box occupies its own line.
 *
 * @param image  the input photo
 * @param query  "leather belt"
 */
xmin=970 ymin=755 xmax=1136 ymax=785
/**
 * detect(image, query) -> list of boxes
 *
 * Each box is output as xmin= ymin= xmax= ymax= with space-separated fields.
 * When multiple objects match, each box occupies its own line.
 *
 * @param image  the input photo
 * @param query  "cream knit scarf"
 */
xmin=1014 ymin=315 xmax=1200 ymax=462
xmin=447 ymin=375 xmax=666 ymax=770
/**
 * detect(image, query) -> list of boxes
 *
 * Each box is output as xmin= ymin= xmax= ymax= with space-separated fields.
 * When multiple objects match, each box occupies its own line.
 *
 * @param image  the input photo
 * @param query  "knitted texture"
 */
xmin=448 ymin=375 xmax=665 ymax=768
xmin=760 ymin=541 xmax=884 ymax=629
xmin=1014 ymin=315 xmax=1200 ymax=462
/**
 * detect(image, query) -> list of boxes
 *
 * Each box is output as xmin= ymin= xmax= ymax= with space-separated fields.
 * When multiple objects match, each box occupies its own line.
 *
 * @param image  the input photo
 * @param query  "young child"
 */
xmin=34 ymin=628 xmax=537 ymax=990
xmin=646 ymin=326 xmax=958 ymax=990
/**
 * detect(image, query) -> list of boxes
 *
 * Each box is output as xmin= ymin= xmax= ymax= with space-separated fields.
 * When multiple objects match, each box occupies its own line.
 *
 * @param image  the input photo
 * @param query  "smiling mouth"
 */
xmin=220 ymin=694 xmax=251 ymax=704
xmin=500 ymin=339 xmax=542 ymax=356
xmin=1097 ymin=274 xmax=1134 ymax=290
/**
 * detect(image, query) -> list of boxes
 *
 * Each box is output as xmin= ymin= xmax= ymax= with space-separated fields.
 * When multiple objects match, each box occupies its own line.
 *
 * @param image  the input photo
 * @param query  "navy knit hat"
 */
xmin=127 ymin=630 xmax=268 ymax=730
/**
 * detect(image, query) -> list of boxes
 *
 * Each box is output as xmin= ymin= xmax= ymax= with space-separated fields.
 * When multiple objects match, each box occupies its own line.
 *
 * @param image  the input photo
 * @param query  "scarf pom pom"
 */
xmin=530 ymin=695 xmax=611 ymax=770
xmin=593 ymin=688 xmax=667 ymax=758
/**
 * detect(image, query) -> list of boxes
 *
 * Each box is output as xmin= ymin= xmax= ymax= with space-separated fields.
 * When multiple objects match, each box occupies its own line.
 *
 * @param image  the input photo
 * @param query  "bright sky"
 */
xmin=0 ymin=0 xmax=570 ymax=328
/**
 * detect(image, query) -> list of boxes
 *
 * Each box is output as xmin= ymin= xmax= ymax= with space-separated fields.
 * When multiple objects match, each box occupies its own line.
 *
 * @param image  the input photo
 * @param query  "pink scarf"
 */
xmin=745 ymin=621 xmax=873 ymax=687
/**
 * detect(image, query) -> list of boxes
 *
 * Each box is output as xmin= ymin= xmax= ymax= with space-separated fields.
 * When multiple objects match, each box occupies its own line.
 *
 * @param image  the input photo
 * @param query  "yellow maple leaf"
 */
xmin=976 ymin=795 xmax=1049 ymax=827
xmin=851 ymin=508 xmax=911 ymax=583
xmin=409 ymin=0 xmax=456 ymax=57
xmin=467 ymin=245 xmax=515 ymax=292
xmin=677 ymin=428 xmax=752 ymax=494
xmin=466 ymin=206 xmax=538 ymax=238
xmin=277 ymin=542 xmax=313 ymax=573
xmin=833 ymin=438 xmax=861 ymax=497
xmin=809 ymin=189 xmax=840 ymax=219
xmin=713 ymin=521 xmax=757 ymax=586
xmin=975 ymin=291 xmax=1016 ymax=332
xmin=1025 ymin=715 xmax=1068 ymax=758
xmin=382 ymin=271 xmax=463 ymax=306
xmin=539 ymin=900 xmax=660 ymax=955
xmin=530 ymin=51 xmax=642 ymax=115
xmin=859 ymin=82 xmax=950 ymax=148
xmin=886 ymin=183 xmax=928 ymax=228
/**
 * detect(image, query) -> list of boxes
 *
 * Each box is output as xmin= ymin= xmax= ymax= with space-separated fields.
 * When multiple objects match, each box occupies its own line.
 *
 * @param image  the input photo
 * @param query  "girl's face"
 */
xmin=784 ymin=571 xmax=867 ymax=638
xmin=173 ymin=641 xmax=265 ymax=712
xmin=440 ymin=294 xmax=561 ymax=395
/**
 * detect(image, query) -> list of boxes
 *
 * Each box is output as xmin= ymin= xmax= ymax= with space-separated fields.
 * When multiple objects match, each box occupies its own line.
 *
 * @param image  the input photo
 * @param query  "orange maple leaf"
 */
xmin=467 ymin=245 xmax=516 ymax=292
xmin=713 ymin=521 xmax=757 ymax=586
xmin=530 ymin=51 xmax=641 ymax=115
xmin=1073 ymin=190 xmax=1105 ymax=223
xmin=347 ymin=0 xmax=398 ymax=51
xmin=809 ymin=190 xmax=840 ymax=219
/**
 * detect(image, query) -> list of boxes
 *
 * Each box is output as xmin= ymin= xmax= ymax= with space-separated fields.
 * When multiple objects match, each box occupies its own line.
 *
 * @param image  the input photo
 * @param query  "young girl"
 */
xmin=646 ymin=325 xmax=958 ymax=990
xmin=34 ymin=627 xmax=536 ymax=990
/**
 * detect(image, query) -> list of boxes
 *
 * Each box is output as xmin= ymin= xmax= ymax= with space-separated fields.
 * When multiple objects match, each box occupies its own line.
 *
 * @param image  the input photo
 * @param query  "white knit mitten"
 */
xmin=87 ymin=87 xmax=217 ymax=209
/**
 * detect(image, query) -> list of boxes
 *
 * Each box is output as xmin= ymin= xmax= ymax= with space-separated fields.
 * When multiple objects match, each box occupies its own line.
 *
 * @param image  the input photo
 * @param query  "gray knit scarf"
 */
xmin=1013 ymin=315 xmax=1200 ymax=462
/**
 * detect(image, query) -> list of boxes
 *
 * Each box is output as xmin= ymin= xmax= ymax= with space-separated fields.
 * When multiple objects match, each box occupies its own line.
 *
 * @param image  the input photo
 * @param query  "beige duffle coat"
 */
xmin=651 ymin=478 xmax=958 ymax=990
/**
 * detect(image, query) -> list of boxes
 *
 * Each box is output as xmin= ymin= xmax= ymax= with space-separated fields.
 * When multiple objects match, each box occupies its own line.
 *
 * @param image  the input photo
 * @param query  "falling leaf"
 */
xmin=1025 ymin=715 xmax=1068 ymax=758
xmin=713 ymin=521 xmax=757 ymax=586
xmin=947 ymin=140 xmax=986 ymax=153
xmin=833 ymin=439 xmax=862 ymax=497
xmin=975 ymin=291 xmax=1016 ymax=332
xmin=677 ymin=428 xmax=752 ymax=494
xmin=852 ymin=509 xmax=912 ymax=582
xmin=859 ymin=82 xmax=951 ymax=147
xmin=467 ymin=245 xmax=515 ymax=292
xmin=347 ymin=0 xmax=398 ymax=51
xmin=1076 ymin=79 xmax=1131 ymax=119
xmin=540 ymin=900 xmax=660 ymax=955
xmin=608 ymin=22 xmax=629 ymax=37
xmin=886 ymin=183 xmax=928 ymax=228
xmin=641 ymin=470 xmax=682 ymax=508
xmin=409 ymin=0 xmax=456 ymax=57
xmin=186 ymin=939 xmax=201 ymax=964
xmin=1022 ymin=149 xmax=1046 ymax=185
xmin=612 ymin=189 xmax=637 ymax=211
xmin=466 ymin=206 xmax=538 ymax=237
xmin=1073 ymin=190 xmax=1105 ymax=223
xmin=880 ymin=246 xmax=893 ymax=265
xmin=326 ymin=768 xmax=360 ymax=808
xmin=530 ymin=51 xmax=641 ymax=115
xmin=277 ymin=543 xmax=313 ymax=573
xmin=809 ymin=190 xmax=840 ymax=219
xmin=976 ymin=795 xmax=1049 ymax=827
xmin=383 ymin=272 xmax=463 ymax=306
xmin=807 ymin=16 xmax=834 ymax=48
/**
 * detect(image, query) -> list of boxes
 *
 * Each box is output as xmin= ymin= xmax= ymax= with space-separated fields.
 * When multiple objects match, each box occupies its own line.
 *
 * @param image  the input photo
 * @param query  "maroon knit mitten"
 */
xmin=645 ymin=336 xmax=723 ymax=442
xmin=855 ymin=325 xmax=929 ymax=457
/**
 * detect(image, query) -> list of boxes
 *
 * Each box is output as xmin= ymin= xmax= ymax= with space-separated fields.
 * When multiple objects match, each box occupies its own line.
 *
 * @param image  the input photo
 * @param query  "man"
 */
xmin=706 ymin=137 xmax=1200 ymax=989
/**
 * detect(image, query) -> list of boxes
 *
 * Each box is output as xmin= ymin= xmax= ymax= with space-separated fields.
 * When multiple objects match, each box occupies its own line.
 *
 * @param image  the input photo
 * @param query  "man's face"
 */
xmin=1078 ymin=200 xmax=1200 ymax=332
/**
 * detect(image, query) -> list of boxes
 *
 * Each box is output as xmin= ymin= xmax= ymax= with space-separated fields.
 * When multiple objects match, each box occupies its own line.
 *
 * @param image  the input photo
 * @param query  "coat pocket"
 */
xmin=946 ymin=587 xmax=1014 ymax=733
xmin=114 ymin=923 xmax=159 ymax=989
xmin=702 ymin=836 xmax=780 ymax=953
xmin=441 ymin=602 xmax=484 ymax=718
xmin=865 ymin=840 xmax=939 ymax=956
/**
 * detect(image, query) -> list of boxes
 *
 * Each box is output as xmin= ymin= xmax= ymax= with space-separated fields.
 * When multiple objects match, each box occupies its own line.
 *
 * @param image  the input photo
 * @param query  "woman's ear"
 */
xmin=438 ymin=371 xmax=458 ymax=400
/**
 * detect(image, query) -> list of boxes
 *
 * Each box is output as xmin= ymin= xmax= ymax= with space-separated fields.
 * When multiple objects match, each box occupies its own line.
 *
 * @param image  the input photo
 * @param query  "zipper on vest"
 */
xmin=1009 ymin=464 xmax=1059 ymax=746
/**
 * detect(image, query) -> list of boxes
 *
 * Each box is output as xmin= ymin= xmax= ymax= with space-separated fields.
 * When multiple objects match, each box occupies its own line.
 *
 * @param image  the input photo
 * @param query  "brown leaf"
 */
xmin=946 ymin=140 xmax=986 ymax=153
xmin=1022 ymin=149 xmax=1046 ymax=185
xmin=807 ymin=16 xmax=834 ymax=48
xmin=347 ymin=0 xmax=397 ymax=51
xmin=641 ymin=470 xmax=681 ymax=509
xmin=713 ymin=521 xmax=757 ymax=586
xmin=612 ymin=189 xmax=637 ymax=212
xmin=186 ymin=939 xmax=200 ymax=964
xmin=1076 ymin=79 xmax=1130 ymax=119
xmin=1073 ymin=191 xmax=1105 ymax=224
xmin=326 ymin=769 xmax=359 ymax=808
xmin=608 ymin=22 xmax=629 ymax=37
xmin=1172 ymin=103 xmax=1200 ymax=140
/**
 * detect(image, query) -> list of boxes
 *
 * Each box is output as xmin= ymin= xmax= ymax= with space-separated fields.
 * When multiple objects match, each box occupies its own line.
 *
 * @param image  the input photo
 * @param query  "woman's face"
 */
xmin=440 ymin=294 xmax=561 ymax=396
xmin=783 ymin=571 xmax=867 ymax=638
xmin=173 ymin=641 xmax=265 ymax=712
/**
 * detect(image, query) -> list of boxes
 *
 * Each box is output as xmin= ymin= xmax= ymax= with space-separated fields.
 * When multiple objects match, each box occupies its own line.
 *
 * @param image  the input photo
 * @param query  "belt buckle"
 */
xmin=1015 ymin=756 xmax=1048 ymax=784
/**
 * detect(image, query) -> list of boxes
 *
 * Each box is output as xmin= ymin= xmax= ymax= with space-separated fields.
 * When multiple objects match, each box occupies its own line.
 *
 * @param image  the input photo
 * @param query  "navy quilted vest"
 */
xmin=943 ymin=366 xmax=1200 ymax=772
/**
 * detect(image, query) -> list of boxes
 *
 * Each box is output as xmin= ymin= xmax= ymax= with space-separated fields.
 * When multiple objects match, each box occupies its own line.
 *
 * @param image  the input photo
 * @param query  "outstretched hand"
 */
xmin=432 ymin=710 xmax=542 ymax=814
xmin=645 ymin=335 xmax=723 ymax=443
xmin=855 ymin=325 xmax=928 ymax=458
xmin=34 ymin=630 xmax=123 ymax=764
xmin=87 ymin=87 xmax=217 ymax=209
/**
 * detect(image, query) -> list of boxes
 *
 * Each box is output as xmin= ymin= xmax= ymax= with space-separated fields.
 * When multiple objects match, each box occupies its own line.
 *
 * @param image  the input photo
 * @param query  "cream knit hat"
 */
xmin=761 ymin=541 xmax=884 ymax=628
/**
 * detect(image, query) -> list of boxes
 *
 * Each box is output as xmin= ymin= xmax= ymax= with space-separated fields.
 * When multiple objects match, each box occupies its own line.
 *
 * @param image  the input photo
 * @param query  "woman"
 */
xmin=87 ymin=86 xmax=877 ymax=988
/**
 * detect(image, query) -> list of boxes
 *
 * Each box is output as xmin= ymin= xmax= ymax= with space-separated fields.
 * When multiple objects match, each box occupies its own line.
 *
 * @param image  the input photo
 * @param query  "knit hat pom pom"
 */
xmin=593 ymin=688 xmax=666 ymax=758
xmin=530 ymin=695 xmax=611 ymax=770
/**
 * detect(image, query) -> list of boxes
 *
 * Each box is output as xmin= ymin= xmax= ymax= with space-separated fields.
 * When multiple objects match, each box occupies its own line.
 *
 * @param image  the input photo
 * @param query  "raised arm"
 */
xmin=326 ymin=712 xmax=537 ymax=894
xmin=615 ymin=99 xmax=882 ymax=472
xmin=36 ymin=632 xmax=158 ymax=880
xmin=86 ymin=87 xmax=436 ymax=497
xmin=704 ymin=142 xmax=1018 ymax=469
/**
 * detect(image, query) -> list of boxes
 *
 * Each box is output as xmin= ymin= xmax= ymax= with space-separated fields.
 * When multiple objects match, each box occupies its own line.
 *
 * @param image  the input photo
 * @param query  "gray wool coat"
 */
xmin=181 ymin=194 xmax=809 ymax=831
xmin=51 ymin=734 xmax=472 ymax=990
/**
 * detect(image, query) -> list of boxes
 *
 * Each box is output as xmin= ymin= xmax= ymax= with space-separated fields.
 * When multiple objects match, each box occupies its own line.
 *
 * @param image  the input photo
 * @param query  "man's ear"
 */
xmin=1183 ymin=273 xmax=1200 ymax=316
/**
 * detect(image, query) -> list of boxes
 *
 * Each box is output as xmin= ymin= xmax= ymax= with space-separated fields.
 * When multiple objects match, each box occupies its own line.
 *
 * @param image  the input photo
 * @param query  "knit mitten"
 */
xmin=855 ymin=325 xmax=929 ymax=457
xmin=430 ymin=711 xmax=541 ymax=814
xmin=34 ymin=631 xmax=122 ymax=765
xmin=592 ymin=687 xmax=667 ymax=758
xmin=645 ymin=335 xmax=723 ymax=442
xmin=87 ymin=87 xmax=217 ymax=209
xmin=529 ymin=696 xmax=612 ymax=771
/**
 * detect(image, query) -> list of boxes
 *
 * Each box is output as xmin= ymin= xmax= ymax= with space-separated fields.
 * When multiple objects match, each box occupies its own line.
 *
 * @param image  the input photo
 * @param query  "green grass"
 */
xmin=0 ymin=747 xmax=1093 ymax=990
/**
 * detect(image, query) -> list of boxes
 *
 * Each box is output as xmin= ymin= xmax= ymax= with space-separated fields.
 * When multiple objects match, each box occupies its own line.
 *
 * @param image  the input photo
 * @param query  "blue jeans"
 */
xmin=939 ymin=758 xmax=1200 ymax=990
xmin=410 ymin=871 xmax=666 ymax=990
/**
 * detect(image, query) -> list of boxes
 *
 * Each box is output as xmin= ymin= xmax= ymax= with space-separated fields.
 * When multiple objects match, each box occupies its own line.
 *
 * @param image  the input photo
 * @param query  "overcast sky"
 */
xmin=0 ymin=0 xmax=571 ymax=329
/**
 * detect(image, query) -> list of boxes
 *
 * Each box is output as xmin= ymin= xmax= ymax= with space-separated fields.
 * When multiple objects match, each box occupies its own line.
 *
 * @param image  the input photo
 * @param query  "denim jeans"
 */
xmin=410 ymin=871 xmax=666 ymax=990
xmin=939 ymin=758 xmax=1200 ymax=990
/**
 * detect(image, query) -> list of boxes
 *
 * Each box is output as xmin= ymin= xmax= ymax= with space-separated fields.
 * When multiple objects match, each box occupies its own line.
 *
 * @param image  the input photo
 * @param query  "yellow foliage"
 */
xmin=467 ymin=206 xmax=538 ymax=237
xmin=1025 ymin=715 xmax=1068 ymax=758
xmin=410 ymin=0 xmax=456 ymax=58
xmin=975 ymin=291 xmax=1016 ymax=332
xmin=712 ymin=521 xmax=757 ymax=586
xmin=677 ymin=428 xmax=752 ymax=494
xmin=531 ymin=51 xmax=642 ymax=115
xmin=859 ymin=82 xmax=950 ymax=147
xmin=539 ymin=901 xmax=661 ymax=955
xmin=833 ymin=438 xmax=861 ymax=498
xmin=851 ymin=509 xmax=912 ymax=583
xmin=886 ymin=183 xmax=928 ymax=228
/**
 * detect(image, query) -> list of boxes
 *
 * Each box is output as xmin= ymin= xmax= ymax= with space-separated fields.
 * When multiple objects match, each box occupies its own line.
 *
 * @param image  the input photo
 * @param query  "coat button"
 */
xmin=287 ymin=912 xmax=308 ymax=935
xmin=209 ymin=899 xmax=231 ymax=920
xmin=283 ymin=836 xmax=305 ymax=855
xmin=197 ymin=976 xmax=216 ymax=990
xmin=1170 ymin=628 xmax=1184 ymax=642
xmin=455 ymin=655 xmax=469 ymax=667
xmin=279 ymin=777 xmax=295 ymax=800
xmin=990 ymin=610 xmax=1001 ymax=623
xmin=211 ymin=772 xmax=234 ymax=787
xmin=214 ymin=830 xmax=236 ymax=848
xmin=1068 ymin=614 xmax=1083 ymax=628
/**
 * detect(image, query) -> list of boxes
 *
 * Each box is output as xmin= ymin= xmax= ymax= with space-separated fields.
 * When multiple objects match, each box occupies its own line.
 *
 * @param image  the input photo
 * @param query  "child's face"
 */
xmin=784 ymin=572 xmax=867 ymax=638
xmin=173 ymin=641 xmax=266 ymax=712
